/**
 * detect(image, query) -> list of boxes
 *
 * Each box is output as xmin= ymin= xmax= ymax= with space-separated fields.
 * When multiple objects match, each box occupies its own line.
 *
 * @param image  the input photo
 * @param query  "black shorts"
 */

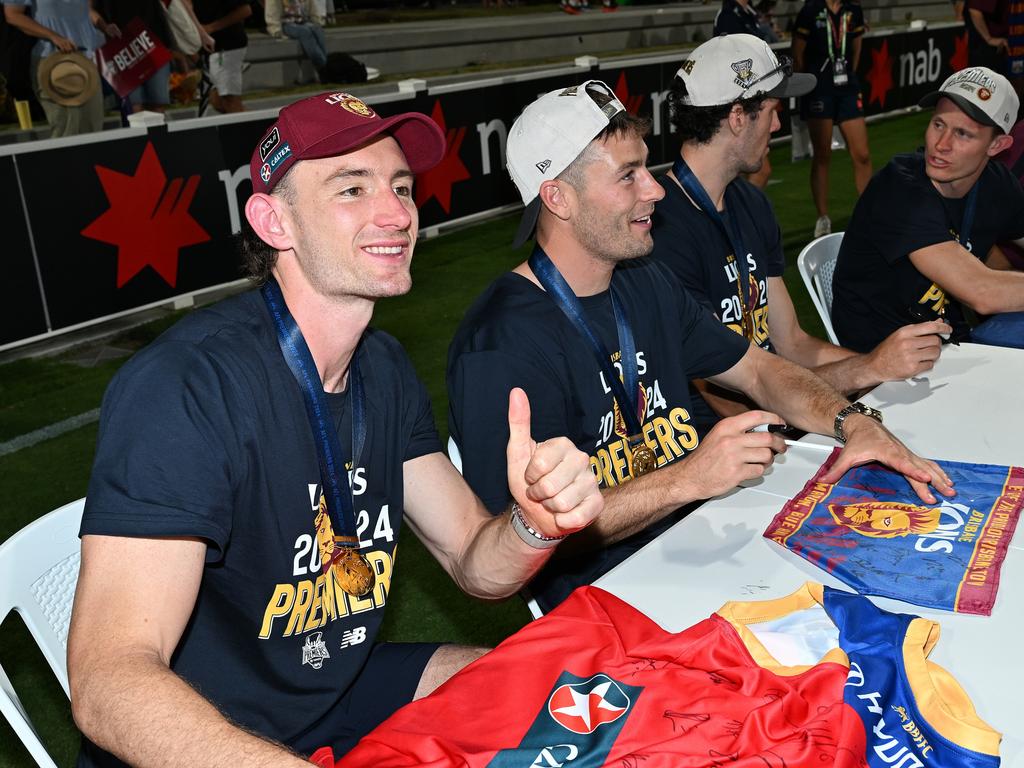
xmin=800 ymin=85 xmax=864 ymax=123
xmin=304 ymin=641 xmax=441 ymax=758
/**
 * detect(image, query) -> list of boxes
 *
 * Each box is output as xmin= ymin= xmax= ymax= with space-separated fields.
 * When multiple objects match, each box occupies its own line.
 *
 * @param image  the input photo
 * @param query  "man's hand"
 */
xmin=200 ymin=29 xmax=215 ymax=52
xmin=678 ymin=410 xmax=787 ymax=499
xmin=866 ymin=321 xmax=948 ymax=381
xmin=819 ymin=414 xmax=955 ymax=503
xmin=506 ymin=388 xmax=603 ymax=538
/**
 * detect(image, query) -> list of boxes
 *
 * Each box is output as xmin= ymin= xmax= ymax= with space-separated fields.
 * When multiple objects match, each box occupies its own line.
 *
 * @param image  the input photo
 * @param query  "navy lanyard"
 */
xmin=672 ymin=156 xmax=752 ymax=310
xmin=528 ymin=246 xmax=645 ymax=438
xmin=261 ymin=278 xmax=365 ymax=541
xmin=959 ymin=181 xmax=979 ymax=252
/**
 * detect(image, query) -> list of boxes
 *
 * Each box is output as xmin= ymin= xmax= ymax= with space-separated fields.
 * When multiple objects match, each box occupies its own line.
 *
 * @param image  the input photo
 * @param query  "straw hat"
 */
xmin=38 ymin=51 xmax=100 ymax=107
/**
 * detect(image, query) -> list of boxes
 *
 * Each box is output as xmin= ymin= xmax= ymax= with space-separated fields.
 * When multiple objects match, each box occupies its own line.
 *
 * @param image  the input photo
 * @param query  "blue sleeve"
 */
xmin=758 ymin=192 xmax=786 ymax=278
xmin=448 ymin=350 xmax=571 ymax=514
xmin=81 ymin=343 xmax=253 ymax=560
xmin=674 ymin=274 xmax=751 ymax=378
xmin=402 ymin=360 xmax=442 ymax=463
xmin=794 ymin=4 xmax=814 ymax=38
xmin=850 ymin=4 xmax=865 ymax=35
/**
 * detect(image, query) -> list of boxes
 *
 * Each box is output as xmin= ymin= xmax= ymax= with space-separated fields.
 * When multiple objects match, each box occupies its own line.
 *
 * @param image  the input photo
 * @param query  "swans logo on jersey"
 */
xmin=548 ymin=674 xmax=631 ymax=734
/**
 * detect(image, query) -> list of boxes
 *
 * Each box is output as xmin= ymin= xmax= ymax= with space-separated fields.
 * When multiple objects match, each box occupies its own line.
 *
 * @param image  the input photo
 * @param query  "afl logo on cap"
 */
xmin=547 ymin=673 xmax=631 ymax=735
xmin=325 ymin=92 xmax=376 ymax=118
xmin=260 ymin=164 xmax=272 ymax=183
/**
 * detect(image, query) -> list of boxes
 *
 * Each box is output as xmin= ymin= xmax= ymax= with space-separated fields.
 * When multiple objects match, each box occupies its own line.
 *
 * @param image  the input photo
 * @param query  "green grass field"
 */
xmin=0 ymin=110 xmax=931 ymax=768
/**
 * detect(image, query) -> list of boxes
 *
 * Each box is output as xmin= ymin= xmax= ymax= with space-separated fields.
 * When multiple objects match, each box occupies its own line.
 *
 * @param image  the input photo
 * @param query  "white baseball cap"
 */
xmin=506 ymin=80 xmax=625 ymax=247
xmin=919 ymin=66 xmax=1019 ymax=134
xmin=675 ymin=34 xmax=815 ymax=107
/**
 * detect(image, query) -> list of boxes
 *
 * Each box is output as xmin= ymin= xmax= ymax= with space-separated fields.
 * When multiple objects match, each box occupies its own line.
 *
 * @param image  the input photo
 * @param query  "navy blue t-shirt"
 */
xmin=446 ymin=258 xmax=749 ymax=610
xmin=650 ymin=174 xmax=784 ymax=430
xmin=80 ymin=290 xmax=440 ymax=764
xmin=833 ymin=152 xmax=1024 ymax=352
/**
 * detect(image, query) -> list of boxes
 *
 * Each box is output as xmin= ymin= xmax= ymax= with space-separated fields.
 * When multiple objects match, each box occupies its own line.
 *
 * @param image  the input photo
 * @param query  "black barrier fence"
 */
xmin=2 ymin=23 xmax=969 ymax=350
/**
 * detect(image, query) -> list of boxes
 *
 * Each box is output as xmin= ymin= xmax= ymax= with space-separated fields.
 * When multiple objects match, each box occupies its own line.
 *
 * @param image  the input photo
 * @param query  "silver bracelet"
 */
xmin=509 ymin=502 xmax=566 ymax=549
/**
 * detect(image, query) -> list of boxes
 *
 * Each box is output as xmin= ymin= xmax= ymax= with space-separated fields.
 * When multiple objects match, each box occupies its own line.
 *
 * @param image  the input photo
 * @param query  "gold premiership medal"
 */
xmin=629 ymin=439 xmax=656 ymax=478
xmin=331 ymin=537 xmax=375 ymax=597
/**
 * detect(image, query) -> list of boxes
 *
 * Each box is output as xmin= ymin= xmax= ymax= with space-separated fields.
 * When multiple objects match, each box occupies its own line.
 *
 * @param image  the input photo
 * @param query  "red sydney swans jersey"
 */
xmin=322 ymin=584 xmax=1000 ymax=767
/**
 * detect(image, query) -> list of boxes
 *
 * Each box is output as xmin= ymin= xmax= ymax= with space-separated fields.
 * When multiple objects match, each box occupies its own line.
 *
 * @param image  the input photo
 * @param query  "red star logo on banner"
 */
xmin=614 ymin=71 xmax=644 ymax=114
xmin=950 ymin=31 xmax=969 ymax=73
xmin=81 ymin=142 xmax=209 ymax=288
xmin=414 ymin=100 xmax=470 ymax=214
xmin=864 ymin=40 xmax=894 ymax=108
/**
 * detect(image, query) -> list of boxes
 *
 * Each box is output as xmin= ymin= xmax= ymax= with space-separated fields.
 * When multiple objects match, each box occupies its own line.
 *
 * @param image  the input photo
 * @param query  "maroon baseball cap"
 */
xmin=249 ymin=91 xmax=446 ymax=194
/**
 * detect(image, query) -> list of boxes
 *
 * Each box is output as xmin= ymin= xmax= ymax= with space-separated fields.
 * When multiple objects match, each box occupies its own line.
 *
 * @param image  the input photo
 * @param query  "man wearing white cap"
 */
xmin=833 ymin=66 xmax=1024 ymax=351
xmin=650 ymin=34 xmax=951 ymax=433
xmin=447 ymin=79 xmax=955 ymax=614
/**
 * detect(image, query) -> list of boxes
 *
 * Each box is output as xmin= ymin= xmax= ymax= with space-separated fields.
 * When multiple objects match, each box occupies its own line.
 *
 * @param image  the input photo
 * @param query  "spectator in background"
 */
xmin=754 ymin=0 xmax=781 ymax=43
xmin=94 ymin=0 xmax=174 ymax=112
xmin=195 ymin=0 xmax=249 ymax=113
xmin=2 ymin=0 xmax=115 ymax=136
xmin=0 ymin=4 xmax=39 ymax=118
xmin=1005 ymin=0 xmax=1024 ymax=110
xmin=792 ymin=0 xmax=871 ymax=238
xmin=965 ymin=0 xmax=1010 ymax=71
xmin=279 ymin=0 xmax=328 ymax=80
xmin=714 ymin=0 xmax=762 ymax=36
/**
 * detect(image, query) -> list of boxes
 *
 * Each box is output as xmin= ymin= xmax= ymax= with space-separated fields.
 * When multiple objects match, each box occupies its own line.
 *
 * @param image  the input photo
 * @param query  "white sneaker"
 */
xmin=814 ymin=215 xmax=832 ymax=238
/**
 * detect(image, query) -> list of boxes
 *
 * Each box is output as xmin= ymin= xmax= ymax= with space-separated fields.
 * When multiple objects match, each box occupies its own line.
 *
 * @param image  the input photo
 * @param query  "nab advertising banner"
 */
xmin=1 ymin=23 xmax=973 ymax=350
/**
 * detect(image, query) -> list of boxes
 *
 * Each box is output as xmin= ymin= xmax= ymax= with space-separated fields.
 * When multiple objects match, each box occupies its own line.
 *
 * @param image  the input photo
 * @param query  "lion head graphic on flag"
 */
xmin=827 ymin=501 xmax=941 ymax=539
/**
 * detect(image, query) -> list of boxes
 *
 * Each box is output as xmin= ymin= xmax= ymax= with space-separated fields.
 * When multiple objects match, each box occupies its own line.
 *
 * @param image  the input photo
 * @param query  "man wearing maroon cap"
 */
xmin=67 ymin=91 xmax=603 ymax=767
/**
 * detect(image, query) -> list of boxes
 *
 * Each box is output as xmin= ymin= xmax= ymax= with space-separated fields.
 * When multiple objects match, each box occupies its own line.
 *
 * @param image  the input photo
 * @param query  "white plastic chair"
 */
xmin=0 ymin=498 xmax=85 ymax=768
xmin=796 ymin=232 xmax=844 ymax=345
xmin=447 ymin=437 xmax=545 ymax=620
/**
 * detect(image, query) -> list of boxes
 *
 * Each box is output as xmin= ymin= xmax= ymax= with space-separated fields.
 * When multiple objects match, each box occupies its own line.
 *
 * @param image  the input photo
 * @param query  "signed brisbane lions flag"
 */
xmin=764 ymin=449 xmax=1024 ymax=615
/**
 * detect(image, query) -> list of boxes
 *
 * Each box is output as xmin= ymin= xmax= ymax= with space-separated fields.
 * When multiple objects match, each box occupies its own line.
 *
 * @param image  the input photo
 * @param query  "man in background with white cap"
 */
xmin=833 ymin=66 xmax=1024 ymax=351
xmin=67 ymin=91 xmax=603 ymax=767
xmin=650 ymin=34 xmax=950 ymax=433
xmin=447 ymin=80 xmax=954 ymax=614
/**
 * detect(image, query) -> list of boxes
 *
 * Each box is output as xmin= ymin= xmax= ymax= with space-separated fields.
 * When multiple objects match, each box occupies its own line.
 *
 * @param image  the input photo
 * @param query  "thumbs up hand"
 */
xmin=506 ymin=388 xmax=603 ymax=539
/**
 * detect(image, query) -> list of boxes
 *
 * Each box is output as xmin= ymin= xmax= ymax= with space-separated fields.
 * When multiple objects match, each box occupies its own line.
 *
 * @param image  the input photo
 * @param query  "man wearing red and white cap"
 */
xmin=67 ymin=91 xmax=603 ymax=768
xmin=833 ymin=66 xmax=1024 ymax=352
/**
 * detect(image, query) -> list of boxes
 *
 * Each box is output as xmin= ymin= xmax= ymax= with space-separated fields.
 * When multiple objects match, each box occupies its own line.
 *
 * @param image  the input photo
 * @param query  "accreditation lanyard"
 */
xmin=672 ymin=156 xmax=755 ymax=340
xmin=958 ymin=181 xmax=980 ymax=252
xmin=528 ymin=246 xmax=645 ymax=440
xmin=825 ymin=5 xmax=848 ymax=63
xmin=261 ymin=278 xmax=366 ymax=544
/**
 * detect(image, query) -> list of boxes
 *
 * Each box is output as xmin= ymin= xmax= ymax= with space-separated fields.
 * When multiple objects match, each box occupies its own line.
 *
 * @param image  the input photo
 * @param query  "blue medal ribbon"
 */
xmin=528 ymin=246 xmax=645 ymax=441
xmin=672 ymin=156 xmax=755 ymax=337
xmin=261 ymin=278 xmax=365 ymax=544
